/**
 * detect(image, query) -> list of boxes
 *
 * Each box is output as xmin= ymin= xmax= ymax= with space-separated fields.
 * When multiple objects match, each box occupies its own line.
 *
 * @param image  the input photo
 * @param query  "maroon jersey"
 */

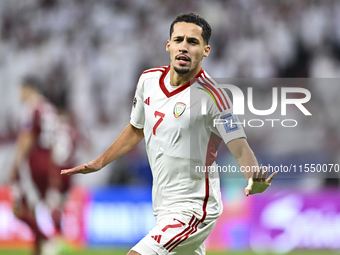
xmin=20 ymin=98 xmax=57 ymax=197
xmin=51 ymin=113 xmax=79 ymax=193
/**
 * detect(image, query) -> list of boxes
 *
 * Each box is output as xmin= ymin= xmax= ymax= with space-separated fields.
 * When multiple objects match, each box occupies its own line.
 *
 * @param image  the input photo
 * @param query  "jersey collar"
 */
xmin=159 ymin=65 xmax=204 ymax=98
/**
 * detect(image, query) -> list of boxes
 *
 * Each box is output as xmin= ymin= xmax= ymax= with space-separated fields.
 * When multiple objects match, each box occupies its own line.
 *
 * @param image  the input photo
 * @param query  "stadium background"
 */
xmin=0 ymin=0 xmax=340 ymax=254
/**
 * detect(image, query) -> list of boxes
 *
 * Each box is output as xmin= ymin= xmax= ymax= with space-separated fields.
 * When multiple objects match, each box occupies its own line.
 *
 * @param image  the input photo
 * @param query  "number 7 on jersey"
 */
xmin=153 ymin=111 xmax=165 ymax=135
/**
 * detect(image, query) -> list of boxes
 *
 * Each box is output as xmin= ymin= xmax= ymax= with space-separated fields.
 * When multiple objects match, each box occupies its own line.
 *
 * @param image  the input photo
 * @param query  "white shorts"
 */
xmin=131 ymin=213 xmax=216 ymax=255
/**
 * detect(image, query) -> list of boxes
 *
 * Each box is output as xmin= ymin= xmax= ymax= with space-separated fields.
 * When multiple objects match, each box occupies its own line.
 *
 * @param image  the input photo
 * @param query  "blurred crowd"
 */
xmin=0 ymin=0 xmax=339 ymax=187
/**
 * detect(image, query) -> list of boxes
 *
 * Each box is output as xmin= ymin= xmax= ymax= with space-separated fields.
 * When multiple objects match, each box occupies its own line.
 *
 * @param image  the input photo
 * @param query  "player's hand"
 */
xmin=61 ymin=160 xmax=102 ymax=175
xmin=244 ymin=166 xmax=277 ymax=196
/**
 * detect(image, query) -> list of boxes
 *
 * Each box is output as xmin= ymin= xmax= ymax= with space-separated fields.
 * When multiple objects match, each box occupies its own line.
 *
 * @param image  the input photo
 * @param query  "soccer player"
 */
xmin=9 ymin=76 xmax=59 ymax=255
xmin=61 ymin=13 xmax=277 ymax=255
xmin=49 ymin=92 xmax=80 ymax=246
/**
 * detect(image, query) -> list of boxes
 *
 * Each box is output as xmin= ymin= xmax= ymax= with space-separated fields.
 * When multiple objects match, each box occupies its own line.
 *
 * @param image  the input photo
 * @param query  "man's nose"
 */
xmin=179 ymin=41 xmax=188 ymax=52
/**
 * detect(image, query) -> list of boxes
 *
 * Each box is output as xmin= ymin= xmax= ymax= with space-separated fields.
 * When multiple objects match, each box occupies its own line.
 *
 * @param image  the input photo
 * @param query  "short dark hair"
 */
xmin=22 ymin=75 xmax=43 ymax=93
xmin=170 ymin=12 xmax=212 ymax=45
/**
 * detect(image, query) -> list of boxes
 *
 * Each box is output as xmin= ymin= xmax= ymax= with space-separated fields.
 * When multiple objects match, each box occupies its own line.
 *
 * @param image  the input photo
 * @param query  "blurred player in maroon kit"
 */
xmin=49 ymin=90 xmax=79 ymax=240
xmin=8 ymin=76 xmax=78 ymax=255
xmin=9 ymin=76 xmax=57 ymax=255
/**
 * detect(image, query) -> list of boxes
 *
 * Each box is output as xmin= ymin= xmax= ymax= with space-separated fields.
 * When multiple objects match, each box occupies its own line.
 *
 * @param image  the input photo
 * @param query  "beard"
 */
xmin=174 ymin=66 xmax=190 ymax=74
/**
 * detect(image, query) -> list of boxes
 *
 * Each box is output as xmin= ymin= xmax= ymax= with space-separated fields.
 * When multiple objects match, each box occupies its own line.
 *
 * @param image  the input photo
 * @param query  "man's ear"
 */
xmin=203 ymin=45 xmax=211 ymax=57
xmin=166 ymin=40 xmax=170 ymax=52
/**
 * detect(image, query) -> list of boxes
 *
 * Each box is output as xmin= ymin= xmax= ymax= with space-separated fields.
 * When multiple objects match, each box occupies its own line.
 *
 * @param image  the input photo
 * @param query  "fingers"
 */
xmin=252 ymin=167 xmax=262 ymax=182
xmin=246 ymin=166 xmax=277 ymax=196
xmin=261 ymin=167 xmax=268 ymax=182
xmin=244 ymin=178 xmax=253 ymax=196
xmin=252 ymin=166 xmax=269 ymax=182
xmin=61 ymin=160 xmax=101 ymax=175
xmin=60 ymin=169 xmax=74 ymax=175
xmin=244 ymin=188 xmax=250 ymax=197
xmin=266 ymin=171 xmax=278 ymax=183
xmin=61 ymin=164 xmax=85 ymax=175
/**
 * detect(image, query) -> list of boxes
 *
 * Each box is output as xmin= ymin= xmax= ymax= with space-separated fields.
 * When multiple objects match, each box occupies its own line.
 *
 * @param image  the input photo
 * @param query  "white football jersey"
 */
xmin=130 ymin=65 xmax=246 ymax=223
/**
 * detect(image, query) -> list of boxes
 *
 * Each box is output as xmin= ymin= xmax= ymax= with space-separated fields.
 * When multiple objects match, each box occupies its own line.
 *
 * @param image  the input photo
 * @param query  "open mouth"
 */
xmin=176 ymin=55 xmax=190 ymax=64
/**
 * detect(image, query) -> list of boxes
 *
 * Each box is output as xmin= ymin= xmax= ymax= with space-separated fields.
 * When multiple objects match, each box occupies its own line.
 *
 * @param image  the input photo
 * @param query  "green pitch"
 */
xmin=0 ymin=249 xmax=338 ymax=255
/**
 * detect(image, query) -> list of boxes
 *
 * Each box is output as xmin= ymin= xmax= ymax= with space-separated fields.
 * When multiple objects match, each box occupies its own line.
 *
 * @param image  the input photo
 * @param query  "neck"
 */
xmin=169 ymin=64 xmax=202 ymax=86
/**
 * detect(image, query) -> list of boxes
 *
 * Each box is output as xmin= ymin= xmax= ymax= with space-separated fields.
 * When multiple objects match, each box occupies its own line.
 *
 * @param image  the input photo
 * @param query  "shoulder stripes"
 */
xmin=136 ymin=66 xmax=168 ymax=88
xmin=141 ymin=66 xmax=168 ymax=75
xmin=197 ymin=71 xmax=231 ymax=112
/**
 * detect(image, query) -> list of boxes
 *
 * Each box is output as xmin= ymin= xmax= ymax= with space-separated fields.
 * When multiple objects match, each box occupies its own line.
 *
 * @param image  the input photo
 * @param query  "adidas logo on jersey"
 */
xmin=151 ymin=235 xmax=162 ymax=243
xmin=144 ymin=97 xmax=150 ymax=105
xmin=133 ymin=97 xmax=137 ymax=108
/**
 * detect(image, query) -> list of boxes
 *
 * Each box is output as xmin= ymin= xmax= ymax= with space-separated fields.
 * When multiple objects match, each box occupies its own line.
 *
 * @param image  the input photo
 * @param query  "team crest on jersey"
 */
xmin=173 ymin=102 xmax=186 ymax=118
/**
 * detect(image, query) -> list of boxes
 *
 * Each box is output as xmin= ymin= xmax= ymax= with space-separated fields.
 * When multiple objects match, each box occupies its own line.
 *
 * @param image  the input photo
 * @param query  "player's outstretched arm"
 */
xmin=227 ymin=138 xmax=277 ymax=196
xmin=61 ymin=123 xmax=144 ymax=175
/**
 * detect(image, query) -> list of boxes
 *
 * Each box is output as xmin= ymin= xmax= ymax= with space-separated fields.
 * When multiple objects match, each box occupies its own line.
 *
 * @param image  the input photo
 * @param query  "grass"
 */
xmin=1 ymin=249 xmax=339 ymax=255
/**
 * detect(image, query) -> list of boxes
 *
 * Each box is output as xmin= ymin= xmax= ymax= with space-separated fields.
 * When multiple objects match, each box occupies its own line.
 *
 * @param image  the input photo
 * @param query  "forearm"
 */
xmin=14 ymin=132 xmax=34 ymax=166
xmin=227 ymin=138 xmax=258 ymax=181
xmin=10 ymin=132 xmax=34 ymax=181
xmin=95 ymin=123 xmax=144 ymax=168
xmin=228 ymin=138 xmax=276 ymax=196
xmin=236 ymin=146 xmax=258 ymax=181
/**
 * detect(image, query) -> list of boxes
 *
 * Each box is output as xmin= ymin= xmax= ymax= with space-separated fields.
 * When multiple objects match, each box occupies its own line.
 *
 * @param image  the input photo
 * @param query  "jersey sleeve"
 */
xmin=208 ymin=88 xmax=247 ymax=144
xmin=130 ymin=76 xmax=145 ymax=129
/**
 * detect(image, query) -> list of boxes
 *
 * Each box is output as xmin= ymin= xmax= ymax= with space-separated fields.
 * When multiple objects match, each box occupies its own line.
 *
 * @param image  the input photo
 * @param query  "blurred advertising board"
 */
xmin=249 ymin=188 xmax=340 ymax=254
xmin=85 ymin=185 xmax=155 ymax=246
